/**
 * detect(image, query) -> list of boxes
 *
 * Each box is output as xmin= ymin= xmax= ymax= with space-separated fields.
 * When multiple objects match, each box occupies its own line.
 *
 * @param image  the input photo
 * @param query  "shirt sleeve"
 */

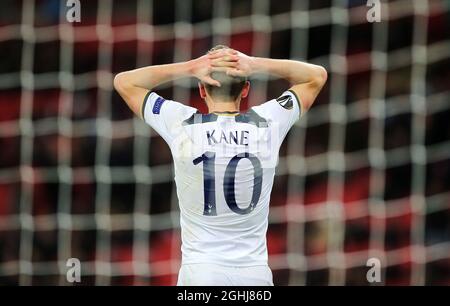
xmin=251 ymin=90 xmax=302 ymax=143
xmin=141 ymin=91 xmax=198 ymax=144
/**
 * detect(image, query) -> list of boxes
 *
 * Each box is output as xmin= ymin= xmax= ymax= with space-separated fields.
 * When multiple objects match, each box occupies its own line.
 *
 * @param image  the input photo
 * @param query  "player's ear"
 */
xmin=198 ymin=82 xmax=207 ymax=99
xmin=241 ymin=81 xmax=250 ymax=99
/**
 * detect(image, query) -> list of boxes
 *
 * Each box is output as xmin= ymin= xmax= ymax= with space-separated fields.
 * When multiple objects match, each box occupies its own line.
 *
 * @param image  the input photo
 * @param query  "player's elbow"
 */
xmin=292 ymin=66 xmax=327 ymax=113
xmin=311 ymin=65 xmax=328 ymax=88
xmin=113 ymin=72 xmax=133 ymax=95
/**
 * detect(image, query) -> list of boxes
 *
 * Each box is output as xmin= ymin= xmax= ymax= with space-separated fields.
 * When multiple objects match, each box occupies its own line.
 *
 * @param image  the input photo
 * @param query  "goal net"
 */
xmin=0 ymin=0 xmax=449 ymax=285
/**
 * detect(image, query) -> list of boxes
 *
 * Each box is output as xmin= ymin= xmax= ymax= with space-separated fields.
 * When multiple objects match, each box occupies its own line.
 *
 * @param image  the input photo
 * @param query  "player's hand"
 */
xmin=189 ymin=54 xmax=220 ymax=87
xmin=190 ymin=52 xmax=238 ymax=87
xmin=210 ymin=49 xmax=255 ymax=78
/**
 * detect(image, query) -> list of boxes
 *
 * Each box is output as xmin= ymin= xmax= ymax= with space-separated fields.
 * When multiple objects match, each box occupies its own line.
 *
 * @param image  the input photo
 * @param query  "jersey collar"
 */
xmin=212 ymin=111 xmax=240 ymax=116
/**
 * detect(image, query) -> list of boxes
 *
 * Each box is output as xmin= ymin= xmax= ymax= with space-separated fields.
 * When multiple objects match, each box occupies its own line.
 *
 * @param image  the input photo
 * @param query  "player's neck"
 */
xmin=207 ymin=100 xmax=240 ymax=114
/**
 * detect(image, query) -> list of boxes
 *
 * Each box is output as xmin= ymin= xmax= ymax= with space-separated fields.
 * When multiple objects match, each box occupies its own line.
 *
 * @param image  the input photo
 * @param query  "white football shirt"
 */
xmin=142 ymin=90 xmax=301 ymax=267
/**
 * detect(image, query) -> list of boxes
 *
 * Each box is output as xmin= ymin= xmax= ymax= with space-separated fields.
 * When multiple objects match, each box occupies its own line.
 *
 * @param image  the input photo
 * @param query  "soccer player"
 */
xmin=114 ymin=45 xmax=327 ymax=286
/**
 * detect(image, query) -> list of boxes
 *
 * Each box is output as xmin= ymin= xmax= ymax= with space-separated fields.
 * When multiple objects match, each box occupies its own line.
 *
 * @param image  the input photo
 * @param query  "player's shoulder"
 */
xmin=143 ymin=91 xmax=198 ymax=120
xmin=251 ymin=90 xmax=301 ymax=119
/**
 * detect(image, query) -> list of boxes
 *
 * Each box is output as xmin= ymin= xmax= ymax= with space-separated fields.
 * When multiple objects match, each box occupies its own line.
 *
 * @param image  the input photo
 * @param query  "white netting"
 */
xmin=0 ymin=0 xmax=449 ymax=285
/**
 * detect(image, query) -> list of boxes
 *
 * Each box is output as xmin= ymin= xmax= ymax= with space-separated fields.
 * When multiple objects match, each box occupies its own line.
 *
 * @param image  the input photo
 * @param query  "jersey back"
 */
xmin=142 ymin=90 xmax=301 ymax=267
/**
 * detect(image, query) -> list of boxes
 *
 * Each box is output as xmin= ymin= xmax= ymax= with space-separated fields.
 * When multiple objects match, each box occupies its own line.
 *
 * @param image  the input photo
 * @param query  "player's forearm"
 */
xmin=251 ymin=57 xmax=326 ymax=86
xmin=115 ymin=61 xmax=193 ymax=91
xmin=113 ymin=54 xmax=221 ymax=118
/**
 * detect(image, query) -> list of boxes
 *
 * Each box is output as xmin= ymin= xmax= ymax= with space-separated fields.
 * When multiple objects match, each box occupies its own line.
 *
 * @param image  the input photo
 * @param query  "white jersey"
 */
xmin=142 ymin=90 xmax=301 ymax=267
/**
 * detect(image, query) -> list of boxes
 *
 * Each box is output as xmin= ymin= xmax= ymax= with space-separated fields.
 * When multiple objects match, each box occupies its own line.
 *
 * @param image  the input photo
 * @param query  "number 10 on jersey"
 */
xmin=193 ymin=152 xmax=263 ymax=216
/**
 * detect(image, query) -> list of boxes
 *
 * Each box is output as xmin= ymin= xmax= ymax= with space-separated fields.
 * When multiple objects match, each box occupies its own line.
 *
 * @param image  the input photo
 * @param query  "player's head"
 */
xmin=198 ymin=45 xmax=250 ymax=105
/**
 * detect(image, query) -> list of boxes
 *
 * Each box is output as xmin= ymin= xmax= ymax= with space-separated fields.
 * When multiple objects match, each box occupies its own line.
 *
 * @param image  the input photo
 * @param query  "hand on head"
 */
xmin=208 ymin=48 xmax=254 ymax=79
xmin=191 ymin=48 xmax=253 ymax=87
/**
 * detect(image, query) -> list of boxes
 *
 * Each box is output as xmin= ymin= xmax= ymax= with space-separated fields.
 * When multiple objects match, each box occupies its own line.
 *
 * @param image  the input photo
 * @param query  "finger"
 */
xmin=202 ymin=76 xmax=221 ymax=87
xmin=223 ymin=49 xmax=238 ymax=55
xmin=223 ymin=55 xmax=239 ymax=62
xmin=211 ymin=66 xmax=230 ymax=73
xmin=208 ymin=50 xmax=237 ymax=59
xmin=207 ymin=50 xmax=227 ymax=59
xmin=211 ymin=55 xmax=239 ymax=63
xmin=226 ymin=68 xmax=246 ymax=77
xmin=230 ymin=54 xmax=240 ymax=61
xmin=211 ymin=60 xmax=238 ymax=68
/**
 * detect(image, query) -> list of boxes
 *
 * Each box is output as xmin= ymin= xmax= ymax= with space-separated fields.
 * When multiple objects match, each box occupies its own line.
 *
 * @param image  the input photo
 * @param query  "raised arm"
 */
xmin=218 ymin=50 xmax=327 ymax=113
xmin=113 ymin=53 xmax=233 ymax=118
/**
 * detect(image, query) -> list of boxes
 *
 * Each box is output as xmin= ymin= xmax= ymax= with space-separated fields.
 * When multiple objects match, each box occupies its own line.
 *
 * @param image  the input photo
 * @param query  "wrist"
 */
xmin=183 ymin=59 xmax=195 ymax=77
xmin=186 ymin=56 xmax=206 ymax=77
xmin=250 ymin=57 xmax=264 ymax=74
